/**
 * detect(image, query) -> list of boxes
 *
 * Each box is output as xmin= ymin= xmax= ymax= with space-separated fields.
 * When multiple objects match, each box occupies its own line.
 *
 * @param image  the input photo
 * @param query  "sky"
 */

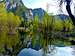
xmin=22 ymin=0 xmax=75 ymax=15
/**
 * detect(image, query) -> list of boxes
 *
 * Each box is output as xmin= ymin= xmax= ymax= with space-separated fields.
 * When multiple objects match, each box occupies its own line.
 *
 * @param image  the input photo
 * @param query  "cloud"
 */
xmin=25 ymin=0 xmax=58 ymax=14
xmin=22 ymin=0 xmax=75 ymax=15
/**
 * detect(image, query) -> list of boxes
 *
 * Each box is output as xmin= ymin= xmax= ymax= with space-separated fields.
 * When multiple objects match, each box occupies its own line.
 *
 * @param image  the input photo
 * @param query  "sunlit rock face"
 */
xmin=2 ymin=0 xmax=27 ymax=20
xmin=18 ymin=46 xmax=74 ymax=56
xmin=5 ymin=0 xmax=23 ymax=11
xmin=1 ymin=0 xmax=45 ymax=22
xmin=25 ymin=8 xmax=45 ymax=21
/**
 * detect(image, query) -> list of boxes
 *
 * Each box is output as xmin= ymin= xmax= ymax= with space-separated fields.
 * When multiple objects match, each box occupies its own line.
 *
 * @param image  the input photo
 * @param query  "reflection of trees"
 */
xmin=71 ymin=46 xmax=75 ymax=56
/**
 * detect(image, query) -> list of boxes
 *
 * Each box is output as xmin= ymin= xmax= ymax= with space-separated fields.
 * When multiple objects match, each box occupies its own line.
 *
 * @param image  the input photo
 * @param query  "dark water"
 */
xmin=18 ymin=46 xmax=75 ymax=56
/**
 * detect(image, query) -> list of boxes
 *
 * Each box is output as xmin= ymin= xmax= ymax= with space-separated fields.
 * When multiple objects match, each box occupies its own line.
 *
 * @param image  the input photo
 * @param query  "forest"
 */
xmin=0 ymin=0 xmax=75 ymax=56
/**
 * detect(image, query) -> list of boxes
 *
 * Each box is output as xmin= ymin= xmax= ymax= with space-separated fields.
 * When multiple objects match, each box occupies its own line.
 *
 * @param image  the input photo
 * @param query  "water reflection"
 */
xmin=47 ymin=46 xmax=74 ymax=56
xmin=71 ymin=46 xmax=75 ymax=56
xmin=18 ymin=46 xmax=75 ymax=56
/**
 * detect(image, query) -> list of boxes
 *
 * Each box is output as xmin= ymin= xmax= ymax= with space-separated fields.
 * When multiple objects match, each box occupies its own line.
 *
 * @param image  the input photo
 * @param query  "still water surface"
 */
xmin=18 ymin=46 xmax=75 ymax=56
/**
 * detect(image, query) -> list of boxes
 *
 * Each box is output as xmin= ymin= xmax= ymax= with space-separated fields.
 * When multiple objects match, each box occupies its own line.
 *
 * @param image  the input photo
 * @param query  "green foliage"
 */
xmin=64 ymin=18 xmax=74 ymax=31
xmin=0 ymin=3 xmax=21 ymax=53
xmin=0 ymin=2 xmax=75 ymax=55
xmin=32 ymin=16 xmax=39 ymax=47
xmin=54 ymin=18 xmax=63 ymax=31
xmin=15 ymin=3 xmax=27 ymax=18
xmin=23 ymin=13 xmax=75 ymax=53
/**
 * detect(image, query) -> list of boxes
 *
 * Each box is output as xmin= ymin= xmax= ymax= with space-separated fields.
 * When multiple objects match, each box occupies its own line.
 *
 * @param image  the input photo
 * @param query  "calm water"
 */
xmin=18 ymin=46 xmax=75 ymax=56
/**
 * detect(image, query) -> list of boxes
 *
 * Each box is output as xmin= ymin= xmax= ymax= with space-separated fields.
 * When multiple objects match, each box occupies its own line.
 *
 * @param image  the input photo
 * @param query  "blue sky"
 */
xmin=22 ymin=0 xmax=40 ymax=8
xmin=22 ymin=0 xmax=75 ymax=15
xmin=22 ymin=0 xmax=48 ymax=9
xmin=22 ymin=0 xmax=59 ymax=14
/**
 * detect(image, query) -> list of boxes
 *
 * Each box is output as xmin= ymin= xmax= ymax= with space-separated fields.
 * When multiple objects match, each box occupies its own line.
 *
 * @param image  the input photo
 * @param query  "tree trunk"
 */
xmin=66 ymin=1 xmax=75 ymax=26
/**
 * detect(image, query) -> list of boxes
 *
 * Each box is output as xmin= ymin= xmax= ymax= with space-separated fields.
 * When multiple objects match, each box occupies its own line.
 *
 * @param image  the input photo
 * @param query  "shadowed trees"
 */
xmin=66 ymin=0 xmax=75 ymax=26
xmin=59 ymin=0 xmax=75 ymax=26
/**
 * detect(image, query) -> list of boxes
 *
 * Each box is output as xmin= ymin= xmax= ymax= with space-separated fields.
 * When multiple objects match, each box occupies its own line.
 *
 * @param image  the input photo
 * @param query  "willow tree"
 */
xmin=0 ymin=3 xmax=21 ymax=55
xmin=0 ymin=3 xmax=8 ymax=53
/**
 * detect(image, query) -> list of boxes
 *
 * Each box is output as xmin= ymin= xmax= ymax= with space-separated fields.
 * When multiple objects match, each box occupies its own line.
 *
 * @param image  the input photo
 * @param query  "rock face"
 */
xmin=5 ymin=0 xmax=23 ymax=11
xmin=25 ymin=8 xmax=45 ymax=21
xmin=1 ymin=0 xmax=27 ymax=20
xmin=32 ymin=8 xmax=45 ymax=20
xmin=55 ymin=14 xmax=69 ymax=20
xmin=0 ymin=0 xmax=69 ymax=21
xmin=3 ymin=0 xmax=45 ymax=21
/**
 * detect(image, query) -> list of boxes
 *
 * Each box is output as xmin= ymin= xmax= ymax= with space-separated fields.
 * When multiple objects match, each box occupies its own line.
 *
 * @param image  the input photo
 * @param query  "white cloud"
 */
xmin=27 ymin=0 xmax=59 ymax=14
xmin=22 ymin=0 xmax=75 ymax=15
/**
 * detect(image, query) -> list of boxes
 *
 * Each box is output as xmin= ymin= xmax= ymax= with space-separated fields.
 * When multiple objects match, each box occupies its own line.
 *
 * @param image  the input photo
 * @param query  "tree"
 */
xmin=54 ymin=17 xmax=63 ymax=31
xmin=58 ymin=0 xmax=75 ymax=26
xmin=0 ymin=3 xmax=8 ymax=53
xmin=0 ymin=2 xmax=21 ymax=55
